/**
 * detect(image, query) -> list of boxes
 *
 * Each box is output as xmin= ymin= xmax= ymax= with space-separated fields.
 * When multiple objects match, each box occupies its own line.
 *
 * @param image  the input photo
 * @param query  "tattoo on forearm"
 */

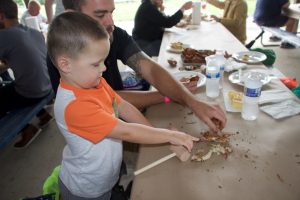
xmin=126 ymin=51 xmax=149 ymax=76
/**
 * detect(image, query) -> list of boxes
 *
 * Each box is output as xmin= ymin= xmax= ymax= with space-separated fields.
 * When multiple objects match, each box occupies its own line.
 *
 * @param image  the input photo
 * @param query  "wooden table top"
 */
xmin=130 ymin=21 xmax=300 ymax=200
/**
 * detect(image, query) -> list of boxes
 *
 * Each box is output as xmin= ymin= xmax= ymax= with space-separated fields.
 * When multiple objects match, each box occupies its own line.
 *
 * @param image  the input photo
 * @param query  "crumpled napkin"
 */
xmin=224 ymin=58 xmax=247 ymax=72
xmin=260 ymin=99 xmax=300 ymax=119
xmin=259 ymin=89 xmax=295 ymax=105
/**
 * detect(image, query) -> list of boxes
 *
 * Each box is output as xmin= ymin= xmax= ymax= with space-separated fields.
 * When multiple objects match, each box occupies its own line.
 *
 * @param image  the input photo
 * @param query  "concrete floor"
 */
xmin=0 ymin=19 xmax=299 ymax=200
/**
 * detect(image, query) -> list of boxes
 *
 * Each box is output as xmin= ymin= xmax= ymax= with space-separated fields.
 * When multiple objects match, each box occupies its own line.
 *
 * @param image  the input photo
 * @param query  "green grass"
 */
xmin=16 ymin=0 xmax=256 ymax=22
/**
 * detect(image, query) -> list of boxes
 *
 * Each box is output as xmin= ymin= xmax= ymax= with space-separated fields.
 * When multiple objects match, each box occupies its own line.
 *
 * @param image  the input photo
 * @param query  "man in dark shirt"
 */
xmin=254 ymin=0 xmax=289 ymax=27
xmin=0 ymin=0 xmax=53 ymax=148
xmin=253 ymin=0 xmax=297 ymax=48
xmin=132 ymin=0 xmax=192 ymax=56
xmin=51 ymin=0 xmax=227 ymax=132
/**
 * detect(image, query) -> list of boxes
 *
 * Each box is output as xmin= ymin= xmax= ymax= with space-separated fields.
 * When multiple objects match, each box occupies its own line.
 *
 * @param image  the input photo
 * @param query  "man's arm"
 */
xmin=126 ymin=52 xmax=192 ymax=105
xmin=45 ymin=0 xmax=54 ymax=23
xmin=117 ymin=80 xmax=197 ymax=109
xmin=117 ymin=90 xmax=164 ymax=109
xmin=109 ymin=99 xmax=198 ymax=151
xmin=206 ymin=0 xmax=225 ymax=9
xmin=220 ymin=2 xmax=247 ymax=28
xmin=126 ymin=52 xmax=227 ymax=132
xmin=118 ymin=99 xmax=153 ymax=126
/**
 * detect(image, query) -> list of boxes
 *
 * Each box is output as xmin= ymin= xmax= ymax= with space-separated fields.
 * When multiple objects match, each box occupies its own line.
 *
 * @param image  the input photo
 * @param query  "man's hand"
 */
xmin=158 ymin=4 xmax=165 ymax=12
xmin=211 ymin=15 xmax=221 ymax=22
xmin=181 ymin=1 xmax=193 ymax=11
xmin=190 ymin=100 xmax=227 ymax=132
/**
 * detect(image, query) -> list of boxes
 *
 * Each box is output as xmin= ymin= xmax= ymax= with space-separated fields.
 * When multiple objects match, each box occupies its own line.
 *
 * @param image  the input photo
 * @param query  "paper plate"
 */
xmin=232 ymin=51 xmax=267 ymax=64
xmin=172 ymin=71 xmax=206 ymax=87
xmin=228 ymin=70 xmax=272 ymax=86
xmin=167 ymin=43 xmax=191 ymax=53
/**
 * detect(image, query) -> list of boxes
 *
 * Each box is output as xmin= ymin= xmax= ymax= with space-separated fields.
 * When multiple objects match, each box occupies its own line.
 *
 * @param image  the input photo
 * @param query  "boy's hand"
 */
xmin=169 ymin=130 xmax=199 ymax=152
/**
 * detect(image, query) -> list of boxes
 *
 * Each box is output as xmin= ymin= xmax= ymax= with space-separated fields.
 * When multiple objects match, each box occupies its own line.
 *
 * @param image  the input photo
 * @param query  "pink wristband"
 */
xmin=164 ymin=96 xmax=171 ymax=103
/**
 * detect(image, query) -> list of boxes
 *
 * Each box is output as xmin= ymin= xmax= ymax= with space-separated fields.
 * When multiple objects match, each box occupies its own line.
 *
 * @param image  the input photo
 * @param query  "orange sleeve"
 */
xmin=64 ymin=97 xmax=118 ymax=143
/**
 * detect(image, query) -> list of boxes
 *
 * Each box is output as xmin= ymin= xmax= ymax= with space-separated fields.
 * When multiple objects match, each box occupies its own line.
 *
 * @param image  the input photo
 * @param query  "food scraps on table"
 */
xmin=167 ymin=58 xmax=177 ymax=67
xmin=191 ymin=130 xmax=234 ymax=162
xmin=201 ymin=131 xmax=233 ymax=143
xmin=191 ymin=144 xmax=233 ymax=162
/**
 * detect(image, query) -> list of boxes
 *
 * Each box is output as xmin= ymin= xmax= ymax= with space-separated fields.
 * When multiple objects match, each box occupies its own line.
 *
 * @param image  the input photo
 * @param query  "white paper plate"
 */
xmin=232 ymin=51 xmax=267 ymax=64
xmin=172 ymin=71 xmax=206 ymax=87
xmin=223 ymin=90 xmax=242 ymax=113
xmin=167 ymin=44 xmax=191 ymax=53
xmin=228 ymin=70 xmax=272 ymax=86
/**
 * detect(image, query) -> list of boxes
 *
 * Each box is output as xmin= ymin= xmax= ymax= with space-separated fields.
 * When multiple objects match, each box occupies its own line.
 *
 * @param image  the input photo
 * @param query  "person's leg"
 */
xmin=285 ymin=18 xmax=297 ymax=33
xmin=0 ymin=83 xmax=53 ymax=148
xmin=0 ymin=82 xmax=21 ymax=117
xmin=58 ymin=177 xmax=112 ymax=200
xmin=0 ymin=82 xmax=52 ymax=117
xmin=47 ymin=54 xmax=60 ymax=95
xmin=281 ymin=17 xmax=297 ymax=48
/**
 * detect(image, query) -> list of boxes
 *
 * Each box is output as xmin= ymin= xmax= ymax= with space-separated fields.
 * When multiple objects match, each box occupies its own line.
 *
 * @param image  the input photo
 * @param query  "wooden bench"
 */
xmin=0 ymin=91 xmax=54 ymax=150
xmin=262 ymin=26 xmax=300 ymax=47
xmin=246 ymin=26 xmax=300 ymax=49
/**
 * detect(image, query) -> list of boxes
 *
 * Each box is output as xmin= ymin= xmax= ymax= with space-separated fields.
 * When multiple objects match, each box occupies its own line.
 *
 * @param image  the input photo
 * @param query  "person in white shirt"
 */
xmin=20 ymin=0 xmax=47 ymax=27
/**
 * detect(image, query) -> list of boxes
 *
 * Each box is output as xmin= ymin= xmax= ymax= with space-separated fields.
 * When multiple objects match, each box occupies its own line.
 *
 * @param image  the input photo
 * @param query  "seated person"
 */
xmin=206 ymin=0 xmax=248 ymax=44
xmin=132 ymin=0 xmax=193 ymax=56
xmin=20 ymin=0 xmax=47 ymax=27
xmin=0 ymin=0 xmax=53 ymax=148
xmin=253 ymin=0 xmax=297 ymax=48
xmin=47 ymin=12 xmax=199 ymax=199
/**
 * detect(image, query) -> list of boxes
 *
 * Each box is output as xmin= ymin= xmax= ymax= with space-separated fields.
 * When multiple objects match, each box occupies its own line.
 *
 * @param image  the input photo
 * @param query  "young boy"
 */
xmin=47 ymin=12 xmax=199 ymax=199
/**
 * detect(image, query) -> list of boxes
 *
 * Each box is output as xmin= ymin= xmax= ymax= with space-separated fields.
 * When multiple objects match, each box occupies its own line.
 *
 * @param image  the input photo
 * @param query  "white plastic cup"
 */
xmin=192 ymin=2 xmax=201 ymax=25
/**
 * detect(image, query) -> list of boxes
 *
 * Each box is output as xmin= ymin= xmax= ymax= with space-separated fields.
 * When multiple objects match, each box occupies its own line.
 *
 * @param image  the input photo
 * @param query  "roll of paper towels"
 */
xmin=25 ymin=16 xmax=40 ymax=31
xmin=192 ymin=2 xmax=201 ymax=25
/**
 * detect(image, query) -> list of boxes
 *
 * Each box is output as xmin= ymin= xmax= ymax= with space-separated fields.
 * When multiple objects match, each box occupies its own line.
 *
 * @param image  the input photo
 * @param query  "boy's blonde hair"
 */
xmin=47 ymin=12 xmax=108 ymax=67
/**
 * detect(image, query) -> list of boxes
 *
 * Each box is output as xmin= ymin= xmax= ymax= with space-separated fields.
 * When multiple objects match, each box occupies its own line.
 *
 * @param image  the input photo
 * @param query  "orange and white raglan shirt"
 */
xmin=54 ymin=78 xmax=122 ymax=198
